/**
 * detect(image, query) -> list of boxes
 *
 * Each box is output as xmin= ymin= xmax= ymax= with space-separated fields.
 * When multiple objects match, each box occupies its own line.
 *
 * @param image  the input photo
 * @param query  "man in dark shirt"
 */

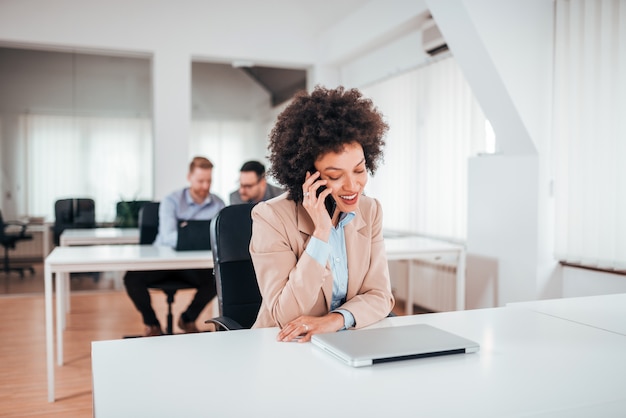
xmin=229 ymin=160 xmax=283 ymax=205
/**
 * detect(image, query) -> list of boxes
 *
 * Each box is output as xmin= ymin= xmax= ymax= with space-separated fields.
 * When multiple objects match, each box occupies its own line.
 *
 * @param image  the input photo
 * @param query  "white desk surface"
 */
xmin=384 ymin=235 xmax=463 ymax=258
xmin=46 ymin=244 xmax=212 ymax=272
xmin=59 ymin=227 xmax=139 ymax=246
xmin=507 ymin=293 xmax=626 ymax=336
xmin=44 ymin=244 xmax=213 ymax=402
xmin=92 ymin=307 xmax=626 ymax=418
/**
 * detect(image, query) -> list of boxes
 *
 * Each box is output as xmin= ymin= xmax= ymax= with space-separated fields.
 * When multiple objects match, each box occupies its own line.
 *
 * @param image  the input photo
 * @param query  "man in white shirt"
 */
xmin=124 ymin=156 xmax=225 ymax=336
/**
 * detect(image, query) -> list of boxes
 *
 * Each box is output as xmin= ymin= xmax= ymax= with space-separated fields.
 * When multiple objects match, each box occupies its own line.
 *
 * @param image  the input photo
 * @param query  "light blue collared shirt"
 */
xmin=153 ymin=188 xmax=225 ymax=247
xmin=305 ymin=212 xmax=356 ymax=329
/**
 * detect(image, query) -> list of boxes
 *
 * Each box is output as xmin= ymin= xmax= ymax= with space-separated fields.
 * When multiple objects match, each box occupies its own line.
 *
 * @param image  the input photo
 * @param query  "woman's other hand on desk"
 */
xmin=277 ymin=313 xmax=344 ymax=343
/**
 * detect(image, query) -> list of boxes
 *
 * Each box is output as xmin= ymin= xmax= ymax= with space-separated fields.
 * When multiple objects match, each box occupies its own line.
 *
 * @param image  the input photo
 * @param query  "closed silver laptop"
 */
xmin=311 ymin=323 xmax=480 ymax=367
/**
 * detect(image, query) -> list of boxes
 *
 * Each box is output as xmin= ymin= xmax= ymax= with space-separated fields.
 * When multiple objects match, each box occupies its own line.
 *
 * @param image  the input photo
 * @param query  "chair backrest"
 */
xmin=116 ymin=200 xmax=151 ymax=228
xmin=138 ymin=202 xmax=160 ymax=245
xmin=210 ymin=203 xmax=261 ymax=329
xmin=0 ymin=210 xmax=6 ymax=239
xmin=53 ymin=198 xmax=96 ymax=245
xmin=54 ymin=198 xmax=96 ymax=226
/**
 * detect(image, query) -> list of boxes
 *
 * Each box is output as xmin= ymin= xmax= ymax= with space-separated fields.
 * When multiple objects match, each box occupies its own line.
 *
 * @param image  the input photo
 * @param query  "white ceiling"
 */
xmin=273 ymin=0 xmax=371 ymax=35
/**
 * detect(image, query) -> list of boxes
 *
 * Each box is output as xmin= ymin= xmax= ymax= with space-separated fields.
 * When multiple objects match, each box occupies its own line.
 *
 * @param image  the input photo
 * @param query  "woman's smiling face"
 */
xmin=314 ymin=142 xmax=367 ymax=213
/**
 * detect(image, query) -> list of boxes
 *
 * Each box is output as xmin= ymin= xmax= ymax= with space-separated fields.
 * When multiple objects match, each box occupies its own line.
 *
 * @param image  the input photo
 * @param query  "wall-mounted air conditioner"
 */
xmin=422 ymin=18 xmax=448 ymax=56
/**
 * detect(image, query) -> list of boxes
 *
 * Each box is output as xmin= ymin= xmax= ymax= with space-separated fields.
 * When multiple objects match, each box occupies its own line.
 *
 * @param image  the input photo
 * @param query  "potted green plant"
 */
xmin=115 ymin=199 xmax=150 ymax=228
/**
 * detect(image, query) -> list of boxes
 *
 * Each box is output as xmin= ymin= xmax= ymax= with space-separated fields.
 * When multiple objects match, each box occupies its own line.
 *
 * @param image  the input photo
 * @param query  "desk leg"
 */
xmin=456 ymin=249 xmax=466 ymax=311
xmin=45 ymin=263 xmax=55 ymax=402
xmin=42 ymin=226 xmax=51 ymax=259
xmin=57 ymin=273 xmax=67 ymax=330
xmin=64 ymin=272 xmax=71 ymax=315
xmin=113 ymin=271 xmax=124 ymax=290
xmin=56 ymin=272 xmax=64 ymax=366
xmin=405 ymin=260 xmax=414 ymax=316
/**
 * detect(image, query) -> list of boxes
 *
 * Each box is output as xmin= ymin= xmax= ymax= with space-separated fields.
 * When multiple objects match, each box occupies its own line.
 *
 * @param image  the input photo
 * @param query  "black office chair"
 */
xmin=53 ymin=198 xmax=96 ymax=246
xmin=138 ymin=202 xmax=198 ymax=335
xmin=53 ymin=197 xmax=99 ymax=282
xmin=0 ymin=210 xmax=35 ymax=277
xmin=205 ymin=203 xmax=262 ymax=331
xmin=115 ymin=200 xmax=150 ymax=228
xmin=203 ymin=204 xmax=392 ymax=331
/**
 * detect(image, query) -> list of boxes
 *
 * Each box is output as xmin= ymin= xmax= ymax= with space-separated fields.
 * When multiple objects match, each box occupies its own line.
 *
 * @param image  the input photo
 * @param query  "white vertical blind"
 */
xmin=553 ymin=0 xmax=626 ymax=270
xmin=24 ymin=114 xmax=153 ymax=222
xmin=363 ymin=56 xmax=488 ymax=242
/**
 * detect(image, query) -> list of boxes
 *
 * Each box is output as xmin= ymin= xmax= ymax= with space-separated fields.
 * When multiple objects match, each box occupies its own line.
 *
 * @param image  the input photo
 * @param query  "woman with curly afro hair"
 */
xmin=250 ymin=85 xmax=395 ymax=342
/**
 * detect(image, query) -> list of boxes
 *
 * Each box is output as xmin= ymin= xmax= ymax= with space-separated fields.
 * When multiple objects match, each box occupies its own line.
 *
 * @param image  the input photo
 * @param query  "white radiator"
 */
xmin=390 ymin=254 xmax=499 ymax=312
xmin=389 ymin=259 xmax=458 ymax=312
xmin=410 ymin=260 xmax=458 ymax=312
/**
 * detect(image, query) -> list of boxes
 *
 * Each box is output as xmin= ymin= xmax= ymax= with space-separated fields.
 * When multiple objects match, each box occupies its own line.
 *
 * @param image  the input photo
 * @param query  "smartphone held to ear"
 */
xmin=316 ymin=186 xmax=337 ymax=218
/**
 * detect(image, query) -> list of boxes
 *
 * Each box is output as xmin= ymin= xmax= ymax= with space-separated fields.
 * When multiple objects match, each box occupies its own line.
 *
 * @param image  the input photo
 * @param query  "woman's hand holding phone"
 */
xmin=302 ymin=171 xmax=335 ymax=242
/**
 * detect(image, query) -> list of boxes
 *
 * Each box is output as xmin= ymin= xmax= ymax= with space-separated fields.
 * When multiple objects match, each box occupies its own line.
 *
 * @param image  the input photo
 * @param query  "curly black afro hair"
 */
xmin=267 ymin=85 xmax=388 ymax=202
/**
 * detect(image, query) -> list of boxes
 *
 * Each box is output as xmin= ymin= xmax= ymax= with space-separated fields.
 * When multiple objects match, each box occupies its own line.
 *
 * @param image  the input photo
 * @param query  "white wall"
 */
xmin=562 ymin=267 xmax=626 ymax=298
xmin=0 ymin=48 xmax=152 ymax=116
xmin=313 ymin=0 xmax=429 ymax=88
xmin=192 ymin=62 xmax=270 ymax=120
xmin=467 ymin=155 xmax=539 ymax=304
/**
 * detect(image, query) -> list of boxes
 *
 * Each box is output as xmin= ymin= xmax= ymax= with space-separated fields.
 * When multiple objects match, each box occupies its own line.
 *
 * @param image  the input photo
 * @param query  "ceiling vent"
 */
xmin=422 ymin=18 xmax=448 ymax=56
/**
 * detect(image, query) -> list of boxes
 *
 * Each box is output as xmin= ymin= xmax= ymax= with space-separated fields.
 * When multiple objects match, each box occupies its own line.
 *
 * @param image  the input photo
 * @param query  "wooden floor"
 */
xmin=0 ymin=262 xmax=410 ymax=417
xmin=0 ymin=263 xmax=217 ymax=417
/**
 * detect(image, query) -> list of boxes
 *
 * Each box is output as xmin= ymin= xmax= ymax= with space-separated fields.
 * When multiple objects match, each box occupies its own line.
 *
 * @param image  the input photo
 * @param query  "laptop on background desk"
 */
xmin=311 ymin=323 xmax=479 ymax=367
xmin=175 ymin=219 xmax=212 ymax=251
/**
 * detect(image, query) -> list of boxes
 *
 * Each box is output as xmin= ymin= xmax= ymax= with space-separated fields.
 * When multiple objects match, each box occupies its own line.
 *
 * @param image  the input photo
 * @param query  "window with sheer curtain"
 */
xmin=362 ymin=56 xmax=488 ymax=242
xmin=553 ymin=0 xmax=626 ymax=271
xmin=24 ymin=114 xmax=153 ymax=223
xmin=190 ymin=119 xmax=257 ymax=203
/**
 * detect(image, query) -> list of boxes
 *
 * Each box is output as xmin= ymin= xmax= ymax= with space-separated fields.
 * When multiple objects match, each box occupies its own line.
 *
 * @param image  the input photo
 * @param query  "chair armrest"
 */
xmin=5 ymin=220 xmax=28 ymax=236
xmin=204 ymin=316 xmax=245 ymax=331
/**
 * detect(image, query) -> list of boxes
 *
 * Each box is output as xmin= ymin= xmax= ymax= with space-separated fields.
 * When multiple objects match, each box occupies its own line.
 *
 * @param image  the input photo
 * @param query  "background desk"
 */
xmin=55 ymin=231 xmax=464 ymax=313
xmin=384 ymin=236 xmax=466 ymax=313
xmin=507 ymin=293 xmax=626 ymax=335
xmin=59 ymin=227 xmax=139 ymax=246
xmin=59 ymin=227 xmax=141 ymax=298
xmin=92 ymin=307 xmax=626 ymax=417
xmin=6 ymin=222 xmax=52 ymax=259
xmin=44 ymin=244 xmax=213 ymax=402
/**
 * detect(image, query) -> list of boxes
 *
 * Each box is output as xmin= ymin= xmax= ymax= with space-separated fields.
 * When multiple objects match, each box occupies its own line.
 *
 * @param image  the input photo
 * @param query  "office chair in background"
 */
xmin=138 ymin=202 xmax=198 ymax=335
xmin=205 ymin=203 xmax=261 ymax=331
xmin=53 ymin=198 xmax=96 ymax=246
xmin=0 ymin=210 xmax=35 ymax=277
xmin=53 ymin=198 xmax=98 ymax=281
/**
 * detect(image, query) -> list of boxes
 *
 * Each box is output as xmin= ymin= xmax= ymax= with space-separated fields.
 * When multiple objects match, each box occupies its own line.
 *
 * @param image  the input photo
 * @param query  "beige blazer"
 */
xmin=250 ymin=193 xmax=394 ymax=329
